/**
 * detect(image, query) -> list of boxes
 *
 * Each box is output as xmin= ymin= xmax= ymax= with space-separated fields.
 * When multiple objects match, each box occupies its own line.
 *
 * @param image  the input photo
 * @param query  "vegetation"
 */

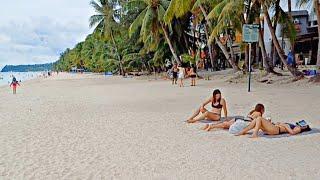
xmin=1 ymin=63 xmax=53 ymax=72
xmin=54 ymin=0 xmax=320 ymax=78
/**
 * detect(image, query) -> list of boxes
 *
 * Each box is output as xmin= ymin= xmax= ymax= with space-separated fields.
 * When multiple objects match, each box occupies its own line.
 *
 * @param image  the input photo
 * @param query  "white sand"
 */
xmin=1 ymin=72 xmax=320 ymax=179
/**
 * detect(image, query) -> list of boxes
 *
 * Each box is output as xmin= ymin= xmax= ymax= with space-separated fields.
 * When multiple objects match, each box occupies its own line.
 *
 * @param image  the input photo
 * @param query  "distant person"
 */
xmin=189 ymin=67 xmax=197 ymax=86
xmin=177 ymin=64 xmax=186 ymax=87
xmin=171 ymin=64 xmax=178 ymax=85
xmin=10 ymin=76 xmax=20 ymax=94
xmin=287 ymin=51 xmax=294 ymax=66
xmin=297 ymin=52 xmax=304 ymax=65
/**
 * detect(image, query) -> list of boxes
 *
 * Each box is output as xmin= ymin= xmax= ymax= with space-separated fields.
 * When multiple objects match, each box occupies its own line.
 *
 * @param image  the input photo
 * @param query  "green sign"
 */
xmin=242 ymin=24 xmax=259 ymax=43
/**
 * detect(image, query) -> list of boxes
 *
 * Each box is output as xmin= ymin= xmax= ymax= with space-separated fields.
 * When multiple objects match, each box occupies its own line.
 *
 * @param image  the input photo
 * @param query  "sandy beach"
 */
xmin=1 ymin=72 xmax=320 ymax=179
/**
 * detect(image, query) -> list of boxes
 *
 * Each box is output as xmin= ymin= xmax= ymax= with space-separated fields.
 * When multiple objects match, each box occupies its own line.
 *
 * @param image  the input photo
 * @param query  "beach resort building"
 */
xmin=263 ymin=9 xmax=319 ymax=65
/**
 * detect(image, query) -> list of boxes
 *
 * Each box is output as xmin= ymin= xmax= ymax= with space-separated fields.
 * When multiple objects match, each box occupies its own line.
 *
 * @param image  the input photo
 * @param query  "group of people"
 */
xmin=170 ymin=64 xmax=197 ymax=87
xmin=186 ymin=89 xmax=311 ymax=138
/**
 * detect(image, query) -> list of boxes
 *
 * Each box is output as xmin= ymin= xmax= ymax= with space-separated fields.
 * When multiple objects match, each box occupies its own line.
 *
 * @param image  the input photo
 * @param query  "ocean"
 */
xmin=0 ymin=72 xmax=43 ymax=86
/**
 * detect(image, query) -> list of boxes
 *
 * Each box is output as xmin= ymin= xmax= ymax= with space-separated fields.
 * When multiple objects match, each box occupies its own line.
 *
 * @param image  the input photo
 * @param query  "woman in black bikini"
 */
xmin=189 ymin=67 xmax=197 ymax=86
xmin=237 ymin=117 xmax=312 ymax=138
xmin=171 ymin=64 xmax=178 ymax=85
xmin=187 ymin=89 xmax=228 ymax=123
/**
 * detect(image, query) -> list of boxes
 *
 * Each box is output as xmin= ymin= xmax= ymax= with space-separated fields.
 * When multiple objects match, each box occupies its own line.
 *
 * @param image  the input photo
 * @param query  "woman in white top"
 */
xmin=177 ymin=64 xmax=185 ymax=87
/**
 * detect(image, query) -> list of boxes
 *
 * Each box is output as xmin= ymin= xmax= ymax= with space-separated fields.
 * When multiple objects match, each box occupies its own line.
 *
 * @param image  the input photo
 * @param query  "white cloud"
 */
xmin=0 ymin=0 xmax=95 ymax=66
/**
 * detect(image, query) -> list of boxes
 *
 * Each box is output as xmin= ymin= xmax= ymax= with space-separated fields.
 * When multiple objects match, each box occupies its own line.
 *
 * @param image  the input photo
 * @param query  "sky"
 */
xmin=0 ymin=0 xmax=95 ymax=67
xmin=0 ymin=0 xmax=308 ymax=68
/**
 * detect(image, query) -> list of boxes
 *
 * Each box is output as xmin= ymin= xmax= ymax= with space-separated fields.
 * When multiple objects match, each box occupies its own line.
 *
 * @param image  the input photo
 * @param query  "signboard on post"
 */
xmin=242 ymin=24 xmax=259 ymax=43
xmin=242 ymin=24 xmax=259 ymax=92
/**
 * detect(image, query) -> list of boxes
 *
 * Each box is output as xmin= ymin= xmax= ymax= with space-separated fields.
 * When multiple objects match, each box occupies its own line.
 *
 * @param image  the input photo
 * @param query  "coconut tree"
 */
xmin=207 ymin=0 xmax=245 ymax=71
xmin=89 ymin=0 xmax=125 ymax=75
xmin=128 ymin=0 xmax=181 ymax=64
xmin=261 ymin=0 xmax=304 ymax=78
xmin=164 ymin=0 xmax=240 ymax=71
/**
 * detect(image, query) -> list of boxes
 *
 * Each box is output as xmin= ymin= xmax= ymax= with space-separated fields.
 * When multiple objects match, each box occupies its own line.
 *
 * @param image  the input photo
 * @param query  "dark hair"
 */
xmin=300 ymin=125 xmax=311 ymax=133
xmin=212 ymin=89 xmax=221 ymax=104
xmin=250 ymin=103 xmax=265 ymax=115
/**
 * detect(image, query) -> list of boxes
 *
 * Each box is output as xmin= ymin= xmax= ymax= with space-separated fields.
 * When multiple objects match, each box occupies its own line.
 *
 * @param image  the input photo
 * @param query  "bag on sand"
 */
xmin=229 ymin=120 xmax=250 ymax=134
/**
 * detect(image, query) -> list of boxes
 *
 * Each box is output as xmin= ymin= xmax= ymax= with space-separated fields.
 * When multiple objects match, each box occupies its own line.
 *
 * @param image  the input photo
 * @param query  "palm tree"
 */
xmin=206 ymin=0 xmax=244 ymax=71
xmin=164 ymin=0 xmax=240 ymax=71
xmin=261 ymin=0 xmax=304 ymax=78
xmin=89 ymin=0 xmax=125 ymax=75
xmin=128 ymin=0 xmax=181 ymax=64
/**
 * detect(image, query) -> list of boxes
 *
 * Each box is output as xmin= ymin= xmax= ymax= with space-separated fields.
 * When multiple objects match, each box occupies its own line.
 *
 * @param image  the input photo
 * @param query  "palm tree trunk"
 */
xmin=199 ymin=3 xmax=239 ymax=71
xmin=110 ymin=29 xmax=124 ymax=75
xmin=288 ymin=0 xmax=292 ymax=13
xmin=258 ymin=27 xmax=281 ymax=75
xmin=314 ymin=0 xmax=320 ymax=66
xmin=243 ymin=0 xmax=252 ymax=72
xmin=204 ymin=23 xmax=215 ymax=70
xmin=255 ymin=16 xmax=279 ymax=74
xmin=262 ymin=3 xmax=303 ymax=78
xmin=161 ymin=24 xmax=181 ymax=64
xmin=271 ymin=0 xmax=281 ymax=67
xmin=216 ymin=39 xmax=240 ymax=71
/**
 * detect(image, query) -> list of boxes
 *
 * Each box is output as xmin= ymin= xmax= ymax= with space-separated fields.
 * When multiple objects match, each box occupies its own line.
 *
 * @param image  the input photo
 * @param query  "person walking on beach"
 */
xmin=189 ymin=66 xmax=197 ymax=86
xmin=187 ymin=89 xmax=228 ymax=123
xmin=171 ymin=64 xmax=178 ymax=85
xmin=10 ymin=76 xmax=20 ymax=94
xmin=177 ymin=64 xmax=186 ymax=87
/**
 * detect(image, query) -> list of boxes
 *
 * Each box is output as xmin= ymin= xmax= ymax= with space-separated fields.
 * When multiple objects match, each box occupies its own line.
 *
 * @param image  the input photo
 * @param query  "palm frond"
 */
xmin=89 ymin=15 xmax=104 ymax=28
xmin=90 ymin=0 xmax=104 ymax=14
xmin=129 ymin=8 xmax=148 ymax=36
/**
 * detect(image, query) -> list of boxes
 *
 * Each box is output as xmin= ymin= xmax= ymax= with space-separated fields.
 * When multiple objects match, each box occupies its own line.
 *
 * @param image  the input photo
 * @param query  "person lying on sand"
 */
xmin=187 ymin=89 xmax=228 ymax=123
xmin=202 ymin=104 xmax=265 ymax=131
xmin=236 ymin=117 xmax=312 ymax=138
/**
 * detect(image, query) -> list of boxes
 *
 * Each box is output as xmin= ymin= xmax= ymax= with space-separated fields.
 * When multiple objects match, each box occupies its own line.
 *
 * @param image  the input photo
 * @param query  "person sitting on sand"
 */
xmin=202 ymin=103 xmax=265 ymax=131
xmin=187 ymin=89 xmax=228 ymax=123
xmin=10 ymin=76 xmax=20 ymax=94
xmin=236 ymin=117 xmax=312 ymax=138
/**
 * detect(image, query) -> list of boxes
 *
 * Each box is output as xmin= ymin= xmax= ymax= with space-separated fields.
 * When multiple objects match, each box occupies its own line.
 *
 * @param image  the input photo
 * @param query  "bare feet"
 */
xmin=250 ymin=132 xmax=259 ymax=138
xmin=235 ymin=131 xmax=246 ymax=136
xmin=187 ymin=119 xmax=196 ymax=123
xmin=202 ymin=124 xmax=209 ymax=130
xmin=205 ymin=125 xmax=212 ymax=131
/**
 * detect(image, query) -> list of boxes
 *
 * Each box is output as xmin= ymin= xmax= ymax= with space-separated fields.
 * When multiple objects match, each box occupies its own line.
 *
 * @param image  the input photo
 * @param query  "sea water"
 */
xmin=0 ymin=72 xmax=43 ymax=86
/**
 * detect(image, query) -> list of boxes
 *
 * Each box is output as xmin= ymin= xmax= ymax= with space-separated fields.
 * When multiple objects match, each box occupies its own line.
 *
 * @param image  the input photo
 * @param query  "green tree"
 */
xmin=128 ymin=0 xmax=181 ymax=64
xmin=89 ymin=0 xmax=125 ymax=74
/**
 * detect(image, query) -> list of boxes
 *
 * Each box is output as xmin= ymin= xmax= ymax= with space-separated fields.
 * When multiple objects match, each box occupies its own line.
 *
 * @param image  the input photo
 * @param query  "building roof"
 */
xmin=289 ymin=10 xmax=309 ymax=17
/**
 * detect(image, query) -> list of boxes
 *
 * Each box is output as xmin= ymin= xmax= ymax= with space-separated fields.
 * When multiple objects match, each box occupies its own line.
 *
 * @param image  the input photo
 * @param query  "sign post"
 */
xmin=242 ymin=24 xmax=259 ymax=92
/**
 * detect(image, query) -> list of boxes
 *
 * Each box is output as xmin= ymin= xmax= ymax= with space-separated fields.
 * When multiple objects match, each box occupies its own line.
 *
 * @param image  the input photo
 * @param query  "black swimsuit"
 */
xmin=211 ymin=100 xmax=223 ymax=116
xmin=212 ymin=100 xmax=223 ymax=109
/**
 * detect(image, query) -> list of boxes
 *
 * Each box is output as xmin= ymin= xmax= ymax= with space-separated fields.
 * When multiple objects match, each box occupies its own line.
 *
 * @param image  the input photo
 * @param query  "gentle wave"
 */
xmin=0 ymin=72 xmax=44 ymax=86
